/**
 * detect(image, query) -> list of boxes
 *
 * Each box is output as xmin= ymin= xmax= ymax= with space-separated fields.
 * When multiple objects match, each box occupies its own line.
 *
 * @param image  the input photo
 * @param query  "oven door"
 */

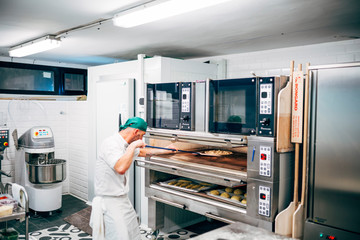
xmin=209 ymin=78 xmax=257 ymax=135
xmin=147 ymin=82 xmax=180 ymax=129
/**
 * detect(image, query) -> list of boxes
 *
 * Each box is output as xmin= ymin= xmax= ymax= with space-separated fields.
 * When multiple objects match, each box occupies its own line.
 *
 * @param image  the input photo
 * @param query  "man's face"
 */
xmin=131 ymin=129 xmax=146 ymax=143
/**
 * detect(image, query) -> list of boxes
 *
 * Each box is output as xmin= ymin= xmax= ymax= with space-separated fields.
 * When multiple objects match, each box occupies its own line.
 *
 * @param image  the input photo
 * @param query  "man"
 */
xmin=90 ymin=117 xmax=173 ymax=240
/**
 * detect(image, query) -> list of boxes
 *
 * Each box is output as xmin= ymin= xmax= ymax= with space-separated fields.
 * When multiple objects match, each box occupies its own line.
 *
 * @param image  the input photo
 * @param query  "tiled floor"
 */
xmin=0 ymin=194 xmax=226 ymax=239
xmin=0 ymin=194 xmax=89 ymax=235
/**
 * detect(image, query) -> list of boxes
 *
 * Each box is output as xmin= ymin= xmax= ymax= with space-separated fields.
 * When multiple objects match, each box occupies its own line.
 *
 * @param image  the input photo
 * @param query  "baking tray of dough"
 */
xmin=158 ymin=178 xmax=217 ymax=193
xmin=206 ymin=188 xmax=247 ymax=207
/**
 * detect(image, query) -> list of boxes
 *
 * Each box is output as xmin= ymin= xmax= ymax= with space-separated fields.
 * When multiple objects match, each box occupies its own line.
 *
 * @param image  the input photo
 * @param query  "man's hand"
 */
xmin=165 ymin=144 xmax=178 ymax=152
xmin=130 ymin=139 xmax=145 ymax=149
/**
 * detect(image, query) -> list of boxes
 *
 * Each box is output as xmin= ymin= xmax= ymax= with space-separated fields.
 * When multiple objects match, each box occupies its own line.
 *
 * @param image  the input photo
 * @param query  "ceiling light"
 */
xmin=113 ymin=0 xmax=231 ymax=28
xmin=9 ymin=35 xmax=61 ymax=57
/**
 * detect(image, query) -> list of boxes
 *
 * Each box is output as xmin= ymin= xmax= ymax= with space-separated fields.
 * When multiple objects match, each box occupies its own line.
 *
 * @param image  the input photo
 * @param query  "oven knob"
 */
xmin=260 ymin=118 xmax=270 ymax=126
xmin=183 ymin=115 xmax=190 ymax=121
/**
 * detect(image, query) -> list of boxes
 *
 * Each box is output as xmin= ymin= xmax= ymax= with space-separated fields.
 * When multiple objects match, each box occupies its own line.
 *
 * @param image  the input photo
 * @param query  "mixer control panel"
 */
xmin=0 ymin=128 xmax=9 ymax=149
xmin=259 ymin=186 xmax=271 ymax=217
xmin=259 ymin=145 xmax=271 ymax=177
xmin=32 ymin=127 xmax=53 ymax=138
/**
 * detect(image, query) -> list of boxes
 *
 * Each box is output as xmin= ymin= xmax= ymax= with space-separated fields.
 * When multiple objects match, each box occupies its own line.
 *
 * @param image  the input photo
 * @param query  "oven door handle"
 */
xmin=205 ymin=212 xmax=236 ymax=224
xmin=150 ymin=196 xmax=186 ymax=209
xmin=135 ymin=158 xmax=244 ymax=183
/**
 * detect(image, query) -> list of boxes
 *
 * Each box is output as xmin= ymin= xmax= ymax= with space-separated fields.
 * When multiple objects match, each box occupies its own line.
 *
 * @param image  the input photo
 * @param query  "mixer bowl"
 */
xmin=27 ymin=159 xmax=66 ymax=184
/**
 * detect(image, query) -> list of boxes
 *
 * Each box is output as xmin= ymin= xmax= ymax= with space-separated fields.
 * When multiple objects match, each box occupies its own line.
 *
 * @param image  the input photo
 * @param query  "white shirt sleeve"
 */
xmin=101 ymin=138 xmax=141 ymax=169
xmin=101 ymin=139 xmax=125 ymax=169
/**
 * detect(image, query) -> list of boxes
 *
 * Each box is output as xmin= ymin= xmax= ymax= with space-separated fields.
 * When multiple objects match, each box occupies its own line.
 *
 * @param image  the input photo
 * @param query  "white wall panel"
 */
xmin=193 ymin=39 xmax=360 ymax=78
xmin=66 ymin=100 xmax=89 ymax=200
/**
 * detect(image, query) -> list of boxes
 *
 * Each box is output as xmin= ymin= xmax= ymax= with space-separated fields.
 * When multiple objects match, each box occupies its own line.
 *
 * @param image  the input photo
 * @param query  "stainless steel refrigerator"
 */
xmin=304 ymin=63 xmax=360 ymax=240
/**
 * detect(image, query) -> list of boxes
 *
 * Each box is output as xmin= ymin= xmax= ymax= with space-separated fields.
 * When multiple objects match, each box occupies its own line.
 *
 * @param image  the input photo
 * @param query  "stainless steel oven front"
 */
xmin=208 ymin=76 xmax=288 ymax=137
xmin=146 ymin=82 xmax=195 ymax=131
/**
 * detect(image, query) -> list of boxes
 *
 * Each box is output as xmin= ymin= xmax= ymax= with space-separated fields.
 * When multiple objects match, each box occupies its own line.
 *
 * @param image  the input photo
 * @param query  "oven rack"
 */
xmin=146 ymin=129 xmax=247 ymax=148
xmin=149 ymin=183 xmax=247 ymax=215
xmin=136 ymin=157 xmax=247 ymax=187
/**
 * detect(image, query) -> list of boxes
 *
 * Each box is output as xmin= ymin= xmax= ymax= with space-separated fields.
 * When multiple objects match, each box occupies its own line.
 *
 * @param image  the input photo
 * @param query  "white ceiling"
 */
xmin=0 ymin=0 xmax=359 ymax=66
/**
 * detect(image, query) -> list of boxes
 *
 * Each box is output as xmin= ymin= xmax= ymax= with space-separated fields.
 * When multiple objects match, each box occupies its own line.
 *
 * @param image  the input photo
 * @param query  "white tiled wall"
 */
xmin=66 ymin=101 xmax=89 ymax=200
xmin=0 ymin=99 xmax=88 ymax=201
xmin=193 ymin=39 xmax=360 ymax=78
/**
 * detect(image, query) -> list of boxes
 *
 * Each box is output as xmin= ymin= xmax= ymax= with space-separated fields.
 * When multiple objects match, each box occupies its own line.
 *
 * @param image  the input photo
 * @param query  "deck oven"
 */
xmin=138 ymin=76 xmax=295 ymax=232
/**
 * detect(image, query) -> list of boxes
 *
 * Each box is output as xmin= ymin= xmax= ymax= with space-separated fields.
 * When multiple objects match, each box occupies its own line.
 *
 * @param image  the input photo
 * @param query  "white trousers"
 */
xmin=102 ymin=195 xmax=141 ymax=240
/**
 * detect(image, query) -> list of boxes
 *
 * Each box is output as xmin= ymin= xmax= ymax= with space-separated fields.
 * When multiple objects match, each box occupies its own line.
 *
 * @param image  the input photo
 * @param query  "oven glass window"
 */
xmin=209 ymin=78 xmax=256 ymax=134
xmin=147 ymin=83 xmax=180 ymax=129
xmin=155 ymin=90 xmax=173 ymax=120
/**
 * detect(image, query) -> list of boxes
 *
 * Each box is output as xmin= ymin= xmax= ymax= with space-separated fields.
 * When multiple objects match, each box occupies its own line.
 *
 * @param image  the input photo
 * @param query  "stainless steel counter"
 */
xmin=192 ymin=222 xmax=294 ymax=240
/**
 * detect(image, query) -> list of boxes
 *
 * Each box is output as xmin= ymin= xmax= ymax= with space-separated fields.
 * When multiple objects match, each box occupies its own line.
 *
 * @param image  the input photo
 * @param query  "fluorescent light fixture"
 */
xmin=9 ymin=35 xmax=61 ymax=57
xmin=113 ymin=0 xmax=231 ymax=28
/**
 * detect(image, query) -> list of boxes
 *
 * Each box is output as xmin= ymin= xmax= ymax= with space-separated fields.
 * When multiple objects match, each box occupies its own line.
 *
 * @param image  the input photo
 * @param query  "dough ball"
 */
xmin=225 ymin=187 xmax=233 ymax=193
xmin=231 ymin=195 xmax=241 ymax=201
xmin=220 ymin=192 xmax=230 ymax=198
xmin=168 ymin=180 xmax=177 ymax=185
xmin=180 ymin=183 xmax=189 ymax=187
xmin=200 ymin=182 xmax=211 ymax=186
xmin=178 ymin=179 xmax=191 ymax=183
xmin=234 ymin=189 xmax=244 ymax=195
xmin=210 ymin=190 xmax=220 ymax=195
xmin=241 ymin=199 xmax=247 ymax=204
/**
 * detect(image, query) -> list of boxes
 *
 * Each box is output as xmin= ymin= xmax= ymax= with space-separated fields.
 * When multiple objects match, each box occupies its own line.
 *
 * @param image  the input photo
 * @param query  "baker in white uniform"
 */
xmin=90 ymin=117 xmax=173 ymax=240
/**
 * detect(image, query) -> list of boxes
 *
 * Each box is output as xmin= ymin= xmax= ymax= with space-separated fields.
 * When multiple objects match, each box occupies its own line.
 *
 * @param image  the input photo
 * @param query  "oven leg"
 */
xmin=148 ymin=198 xmax=165 ymax=230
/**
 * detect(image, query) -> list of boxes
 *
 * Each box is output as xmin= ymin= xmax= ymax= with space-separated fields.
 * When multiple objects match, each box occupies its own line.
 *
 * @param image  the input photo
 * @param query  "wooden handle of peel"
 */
xmin=300 ymin=63 xmax=310 ymax=205
xmin=293 ymin=64 xmax=302 ymax=207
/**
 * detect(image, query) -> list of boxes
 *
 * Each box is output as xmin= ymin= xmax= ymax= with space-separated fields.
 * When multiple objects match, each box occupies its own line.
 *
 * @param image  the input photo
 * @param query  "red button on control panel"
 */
xmin=260 ymin=193 xmax=266 ymax=200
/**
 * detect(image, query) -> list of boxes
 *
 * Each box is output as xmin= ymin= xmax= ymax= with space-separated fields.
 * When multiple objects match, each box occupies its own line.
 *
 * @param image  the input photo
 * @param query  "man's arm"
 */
xmin=114 ymin=140 xmax=145 ymax=174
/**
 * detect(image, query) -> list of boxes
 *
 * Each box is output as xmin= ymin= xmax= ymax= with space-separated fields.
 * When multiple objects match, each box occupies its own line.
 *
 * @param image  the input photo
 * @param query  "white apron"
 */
xmin=91 ymin=195 xmax=140 ymax=240
xmin=90 ymin=196 xmax=106 ymax=240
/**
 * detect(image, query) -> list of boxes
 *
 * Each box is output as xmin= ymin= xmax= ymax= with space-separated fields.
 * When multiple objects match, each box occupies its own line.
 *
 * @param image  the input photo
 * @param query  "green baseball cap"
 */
xmin=120 ymin=117 xmax=147 ymax=132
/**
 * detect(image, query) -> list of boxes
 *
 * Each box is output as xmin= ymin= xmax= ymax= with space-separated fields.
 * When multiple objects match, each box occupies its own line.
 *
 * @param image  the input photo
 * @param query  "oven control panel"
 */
xmin=258 ymin=78 xmax=275 ymax=137
xmin=259 ymin=146 xmax=271 ymax=177
xmin=180 ymin=82 xmax=195 ymax=131
xmin=259 ymin=186 xmax=271 ymax=217
xmin=260 ymin=83 xmax=273 ymax=115
xmin=181 ymin=86 xmax=190 ymax=113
